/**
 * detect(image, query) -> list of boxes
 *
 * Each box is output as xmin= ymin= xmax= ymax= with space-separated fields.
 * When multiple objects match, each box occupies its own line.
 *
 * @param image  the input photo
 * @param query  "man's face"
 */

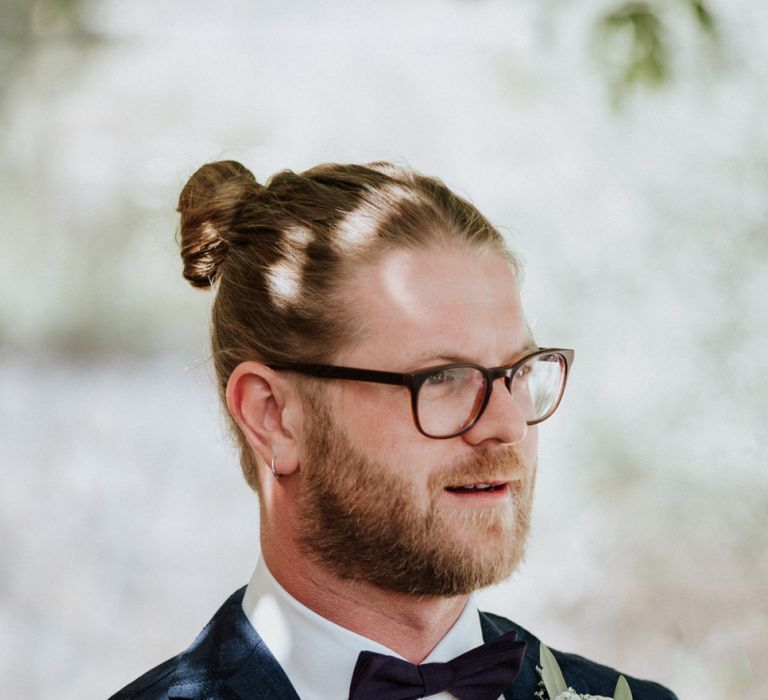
xmin=295 ymin=245 xmax=539 ymax=596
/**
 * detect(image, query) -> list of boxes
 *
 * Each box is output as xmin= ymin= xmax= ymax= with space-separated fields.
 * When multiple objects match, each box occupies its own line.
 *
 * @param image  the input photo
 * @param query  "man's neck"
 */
xmin=260 ymin=539 xmax=468 ymax=663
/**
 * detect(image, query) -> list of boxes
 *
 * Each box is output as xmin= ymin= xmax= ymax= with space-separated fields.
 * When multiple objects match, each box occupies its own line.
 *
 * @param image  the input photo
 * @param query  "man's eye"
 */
xmin=426 ymin=370 xmax=450 ymax=385
xmin=516 ymin=364 xmax=534 ymax=379
xmin=426 ymin=368 xmax=467 ymax=386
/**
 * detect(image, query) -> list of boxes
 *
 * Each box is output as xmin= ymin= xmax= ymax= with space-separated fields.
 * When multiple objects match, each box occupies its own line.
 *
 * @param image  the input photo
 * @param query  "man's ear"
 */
xmin=225 ymin=361 xmax=301 ymax=477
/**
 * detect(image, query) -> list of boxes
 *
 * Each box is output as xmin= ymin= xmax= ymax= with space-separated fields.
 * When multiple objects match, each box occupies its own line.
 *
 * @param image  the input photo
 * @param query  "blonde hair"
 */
xmin=177 ymin=160 xmax=520 ymax=489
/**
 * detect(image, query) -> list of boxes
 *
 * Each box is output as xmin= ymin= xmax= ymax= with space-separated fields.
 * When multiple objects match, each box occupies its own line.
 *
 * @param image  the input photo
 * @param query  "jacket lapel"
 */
xmin=167 ymin=587 xmax=300 ymax=700
xmin=480 ymin=610 xmax=542 ymax=700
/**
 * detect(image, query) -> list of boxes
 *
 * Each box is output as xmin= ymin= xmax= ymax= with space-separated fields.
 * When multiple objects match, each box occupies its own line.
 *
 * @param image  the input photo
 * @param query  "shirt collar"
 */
xmin=241 ymin=557 xmax=486 ymax=700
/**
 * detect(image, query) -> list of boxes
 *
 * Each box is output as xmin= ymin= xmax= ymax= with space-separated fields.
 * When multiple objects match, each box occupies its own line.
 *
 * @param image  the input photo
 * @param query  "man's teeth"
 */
xmin=460 ymin=483 xmax=492 ymax=490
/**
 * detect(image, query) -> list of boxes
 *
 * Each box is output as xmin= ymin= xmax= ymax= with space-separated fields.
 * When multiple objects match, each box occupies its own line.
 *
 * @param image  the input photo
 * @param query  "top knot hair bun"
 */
xmin=177 ymin=160 xmax=261 ymax=288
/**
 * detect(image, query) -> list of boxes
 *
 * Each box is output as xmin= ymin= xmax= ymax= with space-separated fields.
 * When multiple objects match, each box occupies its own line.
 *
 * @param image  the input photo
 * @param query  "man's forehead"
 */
xmin=373 ymin=246 xmax=521 ymax=308
xmin=343 ymin=246 xmax=533 ymax=366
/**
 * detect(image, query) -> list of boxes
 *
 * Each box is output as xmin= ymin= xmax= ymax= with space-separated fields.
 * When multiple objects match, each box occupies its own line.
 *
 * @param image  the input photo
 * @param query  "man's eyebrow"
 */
xmin=501 ymin=341 xmax=540 ymax=364
xmin=400 ymin=341 xmax=539 ymax=368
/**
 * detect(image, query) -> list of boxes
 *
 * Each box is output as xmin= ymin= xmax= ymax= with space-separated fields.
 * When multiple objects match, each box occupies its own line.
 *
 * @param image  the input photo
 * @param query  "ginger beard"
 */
xmin=296 ymin=400 xmax=536 ymax=597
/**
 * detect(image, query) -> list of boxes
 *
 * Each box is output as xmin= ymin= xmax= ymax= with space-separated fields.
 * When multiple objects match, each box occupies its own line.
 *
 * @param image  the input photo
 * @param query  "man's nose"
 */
xmin=462 ymin=378 xmax=528 ymax=446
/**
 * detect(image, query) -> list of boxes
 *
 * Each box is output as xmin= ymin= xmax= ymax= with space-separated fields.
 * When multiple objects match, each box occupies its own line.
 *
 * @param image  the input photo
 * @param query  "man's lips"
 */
xmin=444 ymin=480 xmax=510 ymax=494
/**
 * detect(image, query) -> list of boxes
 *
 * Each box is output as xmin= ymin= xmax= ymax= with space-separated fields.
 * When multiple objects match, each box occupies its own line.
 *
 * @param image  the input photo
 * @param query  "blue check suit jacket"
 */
xmin=110 ymin=587 xmax=677 ymax=700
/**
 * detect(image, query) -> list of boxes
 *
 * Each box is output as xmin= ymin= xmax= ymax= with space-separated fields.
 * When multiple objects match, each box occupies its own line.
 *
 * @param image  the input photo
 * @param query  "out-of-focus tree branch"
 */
xmin=597 ymin=2 xmax=668 ymax=88
xmin=689 ymin=0 xmax=717 ymax=37
xmin=0 ymin=0 xmax=94 ymax=44
xmin=0 ymin=0 xmax=101 ymax=110
xmin=592 ymin=0 xmax=719 ymax=105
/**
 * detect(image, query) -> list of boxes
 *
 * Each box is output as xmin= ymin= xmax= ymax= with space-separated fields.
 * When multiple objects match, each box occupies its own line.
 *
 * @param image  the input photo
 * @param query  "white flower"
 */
xmin=539 ymin=644 xmax=633 ymax=700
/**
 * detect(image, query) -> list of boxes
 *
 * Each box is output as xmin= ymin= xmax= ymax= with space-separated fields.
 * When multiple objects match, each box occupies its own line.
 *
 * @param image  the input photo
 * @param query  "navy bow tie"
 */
xmin=348 ymin=631 xmax=526 ymax=700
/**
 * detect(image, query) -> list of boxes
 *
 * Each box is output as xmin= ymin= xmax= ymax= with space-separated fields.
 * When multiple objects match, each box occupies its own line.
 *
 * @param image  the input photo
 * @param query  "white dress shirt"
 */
xmin=241 ymin=558 xmax=498 ymax=700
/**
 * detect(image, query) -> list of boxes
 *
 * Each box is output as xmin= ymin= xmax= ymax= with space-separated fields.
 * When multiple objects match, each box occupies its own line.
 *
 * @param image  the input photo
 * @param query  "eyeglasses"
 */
xmin=269 ymin=347 xmax=574 ymax=439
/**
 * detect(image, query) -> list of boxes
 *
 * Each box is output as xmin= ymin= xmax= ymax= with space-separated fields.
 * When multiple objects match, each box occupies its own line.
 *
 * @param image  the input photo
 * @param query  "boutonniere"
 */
xmin=537 ymin=644 xmax=633 ymax=700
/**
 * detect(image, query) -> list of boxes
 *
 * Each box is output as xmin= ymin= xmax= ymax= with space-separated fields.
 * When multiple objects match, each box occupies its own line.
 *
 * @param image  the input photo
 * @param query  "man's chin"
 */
xmin=438 ymin=493 xmax=519 ymax=534
xmin=425 ymin=512 xmax=528 ymax=593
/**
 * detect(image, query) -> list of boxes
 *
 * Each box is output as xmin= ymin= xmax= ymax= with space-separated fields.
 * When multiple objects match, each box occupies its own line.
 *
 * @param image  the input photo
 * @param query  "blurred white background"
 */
xmin=1 ymin=0 xmax=766 ymax=698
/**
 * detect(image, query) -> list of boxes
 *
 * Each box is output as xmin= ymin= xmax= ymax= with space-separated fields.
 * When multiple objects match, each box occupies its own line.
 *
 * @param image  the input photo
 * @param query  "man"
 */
xmin=112 ymin=160 xmax=676 ymax=699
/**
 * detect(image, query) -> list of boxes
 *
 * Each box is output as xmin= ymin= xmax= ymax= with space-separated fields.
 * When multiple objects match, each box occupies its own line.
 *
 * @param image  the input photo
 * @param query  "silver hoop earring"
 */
xmin=270 ymin=457 xmax=281 ymax=479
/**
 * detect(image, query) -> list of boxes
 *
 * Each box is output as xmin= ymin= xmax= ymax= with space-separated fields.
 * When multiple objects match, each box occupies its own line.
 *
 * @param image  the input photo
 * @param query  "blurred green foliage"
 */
xmin=0 ymin=0 xmax=92 ymax=39
xmin=593 ymin=0 xmax=718 ymax=104
xmin=1 ymin=0 xmax=720 ymax=111
xmin=0 ymin=0 xmax=99 ymax=107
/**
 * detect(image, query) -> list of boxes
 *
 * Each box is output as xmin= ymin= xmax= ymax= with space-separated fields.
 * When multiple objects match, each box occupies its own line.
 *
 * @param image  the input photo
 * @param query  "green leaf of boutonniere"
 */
xmin=539 ymin=644 xmax=568 ymax=698
xmin=614 ymin=674 xmax=633 ymax=700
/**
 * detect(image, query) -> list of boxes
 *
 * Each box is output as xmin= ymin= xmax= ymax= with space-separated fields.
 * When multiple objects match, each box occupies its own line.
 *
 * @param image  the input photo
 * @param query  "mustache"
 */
xmin=429 ymin=448 xmax=526 ymax=490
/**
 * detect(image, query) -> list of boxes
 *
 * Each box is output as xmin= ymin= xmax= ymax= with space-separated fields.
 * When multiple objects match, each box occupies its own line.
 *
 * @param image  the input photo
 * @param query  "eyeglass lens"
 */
xmin=416 ymin=353 xmax=567 ymax=437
